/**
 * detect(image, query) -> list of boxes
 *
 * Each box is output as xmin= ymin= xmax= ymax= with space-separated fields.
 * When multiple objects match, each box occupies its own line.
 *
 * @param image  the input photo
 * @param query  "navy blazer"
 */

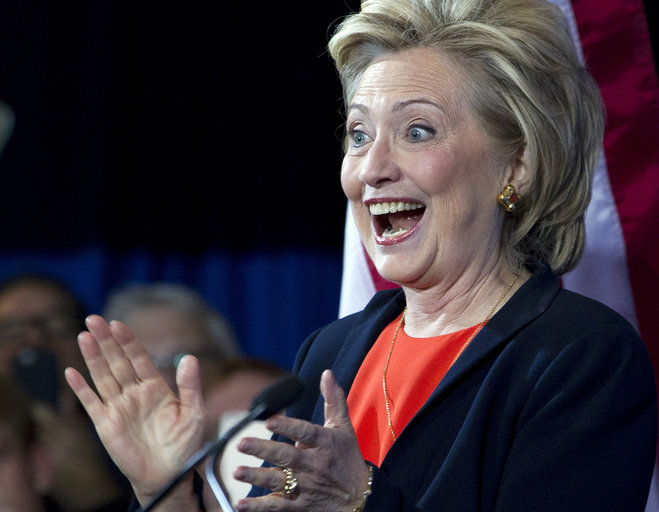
xmin=270 ymin=266 xmax=657 ymax=511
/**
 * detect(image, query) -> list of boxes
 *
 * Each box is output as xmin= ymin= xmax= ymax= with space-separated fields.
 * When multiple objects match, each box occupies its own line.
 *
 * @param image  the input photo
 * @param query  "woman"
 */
xmin=65 ymin=0 xmax=657 ymax=511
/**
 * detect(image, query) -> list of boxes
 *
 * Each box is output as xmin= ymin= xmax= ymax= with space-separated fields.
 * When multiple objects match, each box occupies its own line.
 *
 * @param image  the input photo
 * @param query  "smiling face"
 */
xmin=341 ymin=47 xmax=515 ymax=289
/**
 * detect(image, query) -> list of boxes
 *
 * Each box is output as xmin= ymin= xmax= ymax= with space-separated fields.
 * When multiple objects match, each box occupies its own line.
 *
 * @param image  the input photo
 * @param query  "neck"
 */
xmin=402 ymin=260 xmax=528 ymax=338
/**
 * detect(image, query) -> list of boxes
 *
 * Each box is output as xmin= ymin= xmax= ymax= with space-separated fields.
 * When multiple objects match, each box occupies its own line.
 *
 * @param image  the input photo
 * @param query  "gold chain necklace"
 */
xmin=382 ymin=269 xmax=521 ymax=442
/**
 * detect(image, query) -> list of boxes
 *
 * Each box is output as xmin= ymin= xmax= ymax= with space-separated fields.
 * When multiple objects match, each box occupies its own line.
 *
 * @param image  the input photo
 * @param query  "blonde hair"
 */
xmin=329 ymin=0 xmax=604 ymax=274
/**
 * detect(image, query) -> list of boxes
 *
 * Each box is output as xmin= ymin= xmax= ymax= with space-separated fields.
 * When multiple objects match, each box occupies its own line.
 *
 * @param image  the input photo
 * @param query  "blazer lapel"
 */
xmin=309 ymin=289 xmax=406 ymax=425
xmin=399 ymin=266 xmax=560 ymax=438
xmin=309 ymin=266 xmax=559 ymax=435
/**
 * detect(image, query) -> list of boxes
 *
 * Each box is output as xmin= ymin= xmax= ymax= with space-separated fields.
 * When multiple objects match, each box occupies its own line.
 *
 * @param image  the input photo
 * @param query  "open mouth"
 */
xmin=368 ymin=201 xmax=426 ymax=243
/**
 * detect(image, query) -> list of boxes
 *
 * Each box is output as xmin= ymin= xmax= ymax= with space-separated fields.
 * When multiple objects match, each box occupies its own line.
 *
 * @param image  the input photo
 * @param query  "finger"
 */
xmin=238 ymin=436 xmax=300 ymax=469
xmin=77 ymin=330 xmax=122 ymax=399
xmin=86 ymin=315 xmax=138 ymax=388
xmin=64 ymin=366 xmax=106 ymax=426
xmin=321 ymin=369 xmax=351 ymax=430
xmin=233 ymin=465 xmax=287 ymax=494
xmin=264 ymin=415 xmax=323 ymax=455
xmin=235 ymin=494 xmax=292 ymax=512
xmin=108 ymin=320 xmax=161 ymax=381
xmin=176 ymin=355 xmax=204 ymax=416
xmin=233 ymin=466 xmax=299 ymax=512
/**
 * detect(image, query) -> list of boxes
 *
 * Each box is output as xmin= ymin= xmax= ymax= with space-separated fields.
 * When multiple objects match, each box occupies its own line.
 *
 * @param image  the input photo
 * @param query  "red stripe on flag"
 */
xmin=571 ymin=0 xmax=659 ymax=396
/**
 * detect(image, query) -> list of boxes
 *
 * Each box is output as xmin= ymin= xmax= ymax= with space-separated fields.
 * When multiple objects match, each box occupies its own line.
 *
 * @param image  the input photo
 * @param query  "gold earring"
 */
xmin=497 ymin=184 xmax=520 ymax=213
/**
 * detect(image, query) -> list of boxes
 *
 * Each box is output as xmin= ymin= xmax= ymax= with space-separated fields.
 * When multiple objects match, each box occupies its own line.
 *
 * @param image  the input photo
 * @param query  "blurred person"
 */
xmin=0 ymin=377 xmax=55 ymax=512
xmin=200 ymin=357 xmax=285 ymax=436
xmin=102 ymin=284 xmax=252 ymax=508
xmin=64 ymin=0 xmax=657 ymax=510
xmin=78 ymin=279 xmax=272 ymax=500
xmin=0 ymin=273 xmax=87 ymax=411
xmin=102 ymin=282 xmax=240 ymax=390
xmin=0 ymin=274 xmax=130 ymax=512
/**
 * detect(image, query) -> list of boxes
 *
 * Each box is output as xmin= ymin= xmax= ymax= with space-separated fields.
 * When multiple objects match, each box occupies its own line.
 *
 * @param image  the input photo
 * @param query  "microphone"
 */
xmin=136 ymin=374 xmax=304 ymax=512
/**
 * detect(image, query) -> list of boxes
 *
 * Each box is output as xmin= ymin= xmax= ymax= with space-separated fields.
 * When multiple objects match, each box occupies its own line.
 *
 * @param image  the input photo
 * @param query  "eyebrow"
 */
xmin=347 ymin=103 xmax=368 ymax=115
xmin=347 ymin=98 xmax=446 ymax=115
xmin=393 ymin=98 xmax=446 ymax=113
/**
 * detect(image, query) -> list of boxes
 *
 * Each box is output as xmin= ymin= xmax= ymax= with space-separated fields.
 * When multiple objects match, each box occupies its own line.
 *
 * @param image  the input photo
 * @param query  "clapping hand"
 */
xmin=64 ymin=315 xmax=205 ymax=510
xmin=233 ymin=370 xmax=371 ymax=512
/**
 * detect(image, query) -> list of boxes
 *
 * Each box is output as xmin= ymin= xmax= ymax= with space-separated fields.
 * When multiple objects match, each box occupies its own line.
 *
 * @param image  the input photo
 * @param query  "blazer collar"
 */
xmin=326 ymin=265 xmax=559 ymax=420
xmin=430 ymin=264 xmax=559 ymax=399
xmin=331 ymin=289 xmax=406 ymax=392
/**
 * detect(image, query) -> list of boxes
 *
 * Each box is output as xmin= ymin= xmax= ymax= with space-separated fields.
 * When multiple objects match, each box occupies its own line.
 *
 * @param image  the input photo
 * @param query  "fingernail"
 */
xmin=267 ymin=418 xmax=279 ymax=431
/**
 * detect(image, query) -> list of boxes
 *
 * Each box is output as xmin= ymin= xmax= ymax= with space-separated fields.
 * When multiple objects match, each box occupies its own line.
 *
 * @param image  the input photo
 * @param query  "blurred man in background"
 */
xmin=0 ymin=377 xmax=54 ymax=512
xmin=0 ymin=274 xmax=130 ymax=512
xmin=102 ymin=282 xmax=240 ymax=390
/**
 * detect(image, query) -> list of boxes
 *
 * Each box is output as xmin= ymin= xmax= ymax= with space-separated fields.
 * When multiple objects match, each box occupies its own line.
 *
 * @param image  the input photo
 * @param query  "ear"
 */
xmin=502 ymin=143 xmax=531 ymax=196
xmin=29 ymin=443 xmax=53 ymax=494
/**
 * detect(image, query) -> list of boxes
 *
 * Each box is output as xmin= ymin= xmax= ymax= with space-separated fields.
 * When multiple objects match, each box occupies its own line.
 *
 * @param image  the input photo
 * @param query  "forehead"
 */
xmin=126 ymin=305 xmax=206 ymax=352
xmin=0 ymin=284 xmax=70 ymax=318
xmin=350 ymin=47 xmax=469 ymax=115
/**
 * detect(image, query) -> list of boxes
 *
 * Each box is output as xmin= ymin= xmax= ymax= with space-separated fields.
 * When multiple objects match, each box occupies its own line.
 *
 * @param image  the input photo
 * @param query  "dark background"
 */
xmin=0 ymin=1 xmax=656 ymax=370
xmin=0 ymin=1 xmax=361 ymax=368
xmin=0 ymin=1 xmax=362 ymax=251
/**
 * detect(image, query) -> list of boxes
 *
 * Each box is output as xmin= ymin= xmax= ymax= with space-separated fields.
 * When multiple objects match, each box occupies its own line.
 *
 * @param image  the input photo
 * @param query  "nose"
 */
xmin=358 ymin=136 xmax=402 ymax=188
xmin=17 ymin=324 xmax=51 ymax=348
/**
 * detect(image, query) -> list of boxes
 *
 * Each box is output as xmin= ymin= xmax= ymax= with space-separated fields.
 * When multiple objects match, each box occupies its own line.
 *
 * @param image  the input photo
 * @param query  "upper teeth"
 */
xmin=369 ymin=202 xmax=424 ymax=215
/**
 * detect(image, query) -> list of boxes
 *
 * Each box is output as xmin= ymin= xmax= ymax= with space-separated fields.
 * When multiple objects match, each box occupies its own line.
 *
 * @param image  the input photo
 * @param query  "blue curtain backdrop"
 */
xmin=0 ymin=246 xmax=342 ymax=370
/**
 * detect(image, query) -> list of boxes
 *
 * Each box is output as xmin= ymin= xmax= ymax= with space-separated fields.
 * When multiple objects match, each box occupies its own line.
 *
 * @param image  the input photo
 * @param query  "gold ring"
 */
xmin=282 ymin=468 xmax=298 ymax=499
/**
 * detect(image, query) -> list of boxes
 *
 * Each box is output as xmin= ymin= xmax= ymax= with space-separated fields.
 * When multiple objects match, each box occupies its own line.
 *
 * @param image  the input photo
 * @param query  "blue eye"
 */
xmin=350 ymin=130 xmax=371 ymax=147
xmin=408 ymin=125 xmax=434 ymax=142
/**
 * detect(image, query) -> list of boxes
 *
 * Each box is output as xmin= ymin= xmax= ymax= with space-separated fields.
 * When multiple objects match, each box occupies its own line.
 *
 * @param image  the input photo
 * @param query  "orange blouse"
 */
xmin=347 ymin=312 xmax=480 ymax=466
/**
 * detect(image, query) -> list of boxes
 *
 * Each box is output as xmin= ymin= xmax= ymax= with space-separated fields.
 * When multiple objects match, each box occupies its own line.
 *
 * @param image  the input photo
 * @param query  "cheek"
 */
xmin=0 ymin=345 xmax=20 ymax=374
xmin=0 ymin=455 xmax=29 ymax=489
xmin=341 ymin=162 xmax=372 ymax=244
xmin=340 ymin=157 xmax=360 ymax=200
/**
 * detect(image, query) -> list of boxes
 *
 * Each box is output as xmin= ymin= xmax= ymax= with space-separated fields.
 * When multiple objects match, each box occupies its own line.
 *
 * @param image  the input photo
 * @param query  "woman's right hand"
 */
xmin=64 ymin=315 xmax=205 ymax=509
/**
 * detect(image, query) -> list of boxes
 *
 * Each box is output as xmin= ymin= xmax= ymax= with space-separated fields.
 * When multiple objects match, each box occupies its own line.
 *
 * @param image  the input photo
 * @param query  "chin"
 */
xmin=371 ymin=256 xmax=418 ymax=287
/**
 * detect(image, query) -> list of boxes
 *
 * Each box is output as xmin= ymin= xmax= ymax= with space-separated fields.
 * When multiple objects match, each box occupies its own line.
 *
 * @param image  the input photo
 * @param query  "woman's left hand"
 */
xmin=233 ymin=369 xmax=371 ymax=511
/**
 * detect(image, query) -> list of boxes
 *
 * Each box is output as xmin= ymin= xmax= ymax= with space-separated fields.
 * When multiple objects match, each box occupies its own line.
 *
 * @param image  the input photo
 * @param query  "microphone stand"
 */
xmin=136 ymin=374 xmax=303 ymax=512
xmin=204 ymin=440 xmax=235 ymax=512
xmin=137 ymin=404 xmax=265 ymax=512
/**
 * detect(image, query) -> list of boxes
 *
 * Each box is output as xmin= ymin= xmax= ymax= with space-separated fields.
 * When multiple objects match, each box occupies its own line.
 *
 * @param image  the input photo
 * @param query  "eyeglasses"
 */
xmin=0 ymin=315 xmax=80 ymax=344
xmin=150 ymin=349 xmax=222 ymax=369
xmin=151 ymin=352 xmax=190 ymax=370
